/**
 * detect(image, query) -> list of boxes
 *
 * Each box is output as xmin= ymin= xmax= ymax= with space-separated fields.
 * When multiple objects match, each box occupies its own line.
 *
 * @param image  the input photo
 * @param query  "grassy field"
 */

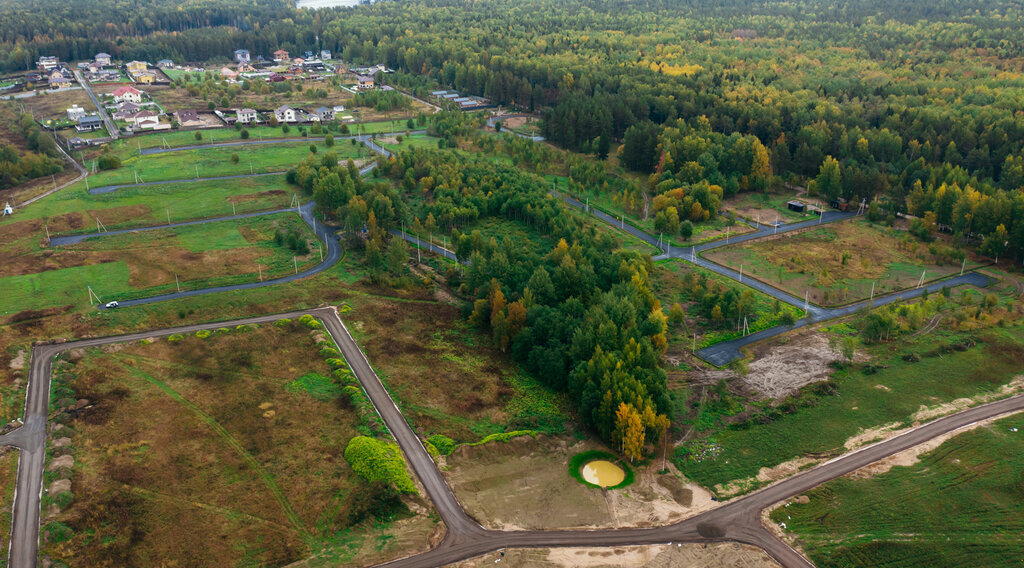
xmin=722 ymin=191 xmax=826 ymax=225
xmin=674 ymin=323 xmax=1024 ymax=495
xmin=0 ymin=174 xmax=294 ymax=232
xmin=773 ymin=412 xmax=1024 ymax=568
xmin=704 ymin=220 xmax=976 ymax=306
xmin=0 ymin=213 xmax=321 ymax=313
xmin=75 ymin=139 xmax=358 ymax=189
xmin=0 ymin=450 xmax=16 ymax=566
xmin=40 ymin=319 xmax=434 ymax=567
xmin=345 ymin=299 xmax=573 ymax=443
xmin=652 ymin=259 xmax=802 ymax=348
xmin=378 ymin=133 xmax=441 ymax=153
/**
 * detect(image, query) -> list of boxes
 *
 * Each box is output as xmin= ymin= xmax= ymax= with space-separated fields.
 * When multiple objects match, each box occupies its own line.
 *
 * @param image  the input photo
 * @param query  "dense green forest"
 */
xmin=5 ymin=0 xmax=1020 ymax=256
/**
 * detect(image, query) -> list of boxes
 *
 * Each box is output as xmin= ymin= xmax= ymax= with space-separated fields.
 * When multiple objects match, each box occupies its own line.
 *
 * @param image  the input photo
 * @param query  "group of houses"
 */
xmin=32 ymin=56 xmax=75 ymax=89
xmin=272 ymin=104 xmax=345 ymax=124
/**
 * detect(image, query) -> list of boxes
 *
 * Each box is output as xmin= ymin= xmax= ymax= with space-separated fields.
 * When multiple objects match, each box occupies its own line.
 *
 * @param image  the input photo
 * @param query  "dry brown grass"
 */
xmin=41 ymin=321 xmax=433 ymax=567
xmin=22 ymin=89 xmax=98 ymax=121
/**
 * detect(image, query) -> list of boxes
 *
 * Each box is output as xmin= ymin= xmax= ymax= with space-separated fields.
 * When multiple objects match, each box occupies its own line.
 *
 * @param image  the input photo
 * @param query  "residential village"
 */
xmin=2 ymin=48 xmax=490 ymax=153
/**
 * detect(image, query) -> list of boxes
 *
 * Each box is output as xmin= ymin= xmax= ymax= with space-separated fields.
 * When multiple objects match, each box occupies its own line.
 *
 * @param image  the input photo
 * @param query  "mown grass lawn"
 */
xmin=76 ymin=140 xmax=360 ymax=189
xmin=674 ymin=324 xmax=1024 ymax=495
xmin=773 ymin=412 xmax=1024 ymax=568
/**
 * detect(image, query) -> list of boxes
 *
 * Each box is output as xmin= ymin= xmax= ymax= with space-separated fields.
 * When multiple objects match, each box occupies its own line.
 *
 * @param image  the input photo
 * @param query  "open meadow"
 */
xmin=703 ymin=220 xmax=978 ymax=306
xmin=0 ymin=212 xmax=321 ymax=314
xmin=41 ymin=318 xmax=436 ymax=567
xmin=773 ymin=412 xmax=1024 ymax=568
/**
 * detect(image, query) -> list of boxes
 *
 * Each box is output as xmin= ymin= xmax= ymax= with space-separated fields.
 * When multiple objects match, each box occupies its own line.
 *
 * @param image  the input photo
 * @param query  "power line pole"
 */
xmin=175 ymin=273 xmax=181 ymax=292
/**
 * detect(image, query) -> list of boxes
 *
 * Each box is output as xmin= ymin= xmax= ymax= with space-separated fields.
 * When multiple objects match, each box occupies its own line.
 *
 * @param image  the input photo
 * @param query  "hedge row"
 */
xmin=344 ymin=436 xmax=417 ymax=494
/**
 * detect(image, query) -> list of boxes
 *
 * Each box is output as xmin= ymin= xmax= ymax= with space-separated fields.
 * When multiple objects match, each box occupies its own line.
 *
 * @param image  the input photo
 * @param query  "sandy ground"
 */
xmin=446 ymin=542 xmax=779 ymax=568
xmin=911 ymin=375 xmax=1024 ymax=422
xmin=742 ymin=331 xmax=861 ymax=398
xmin=7 ymin=350 xmax=24 ymax=370
xmin=444 ymin=435 xmax=714 ymax=530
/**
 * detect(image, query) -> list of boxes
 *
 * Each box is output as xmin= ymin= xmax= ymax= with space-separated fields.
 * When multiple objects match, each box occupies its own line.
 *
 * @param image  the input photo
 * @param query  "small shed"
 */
xmin=830 ymin=197 xmax=849 ymax=211
xmin=787 ymin=200 xmax=806 ymax=213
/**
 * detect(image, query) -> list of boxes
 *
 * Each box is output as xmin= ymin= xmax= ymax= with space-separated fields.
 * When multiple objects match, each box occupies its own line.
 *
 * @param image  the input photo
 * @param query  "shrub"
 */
xmin=240 ymin=128 xmax=249 ymax=139
xmin=42 ymin=522 xmax=74 ymax=544
xmin=298 ymin=314 xmax=322 ymax=329
xmin=426 ymin=434 xmax=457 ymax=455
xmin=97 ymin=154 xmax=121 ymax=170
xmin=339 ymin=304 xmax=352 ymax=313
xmin=343 ymin=436 xmax=417 ymax=493
xmin=325 ymin=357 xmax=348 ymax=370
xmin=167 ymin=334 xmax=184 ymax=342
xmin=319 ymin=347 xmax=339 ymax=358
xmin=195 ymin=329 xmax=211 ymax=339
xmin=235 ymin=324 xmax=256 ymax=332
xmin=274 ymin=318 xmax=292 ymax=327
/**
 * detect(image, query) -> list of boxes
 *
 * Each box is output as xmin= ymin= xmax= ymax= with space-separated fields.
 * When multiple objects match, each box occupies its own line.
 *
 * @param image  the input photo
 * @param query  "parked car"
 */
xmin=104 ymin=301 xmax=119 ymax=308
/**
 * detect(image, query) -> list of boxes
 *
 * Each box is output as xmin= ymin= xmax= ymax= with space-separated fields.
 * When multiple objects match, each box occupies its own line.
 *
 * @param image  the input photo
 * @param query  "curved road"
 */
xmin=138 ymin=130 xmax=424 ymax=155
xmin=11 ymin=308 xmax=1023 ymax=568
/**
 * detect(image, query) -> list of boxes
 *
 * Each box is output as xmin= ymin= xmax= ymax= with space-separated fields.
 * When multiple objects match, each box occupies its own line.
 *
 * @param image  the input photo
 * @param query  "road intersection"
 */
xmin=7 ymin=308 xmax=1022 ymax=568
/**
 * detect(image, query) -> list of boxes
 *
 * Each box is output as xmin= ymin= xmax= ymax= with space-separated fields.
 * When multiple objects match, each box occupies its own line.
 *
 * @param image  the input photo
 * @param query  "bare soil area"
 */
xmin=742 ymin=331 xmax=847 ymax=398
xmin=447 ymin=542 xmax=779 ymax=568
xmin=444 ymin=435 xmax=714 ymax=530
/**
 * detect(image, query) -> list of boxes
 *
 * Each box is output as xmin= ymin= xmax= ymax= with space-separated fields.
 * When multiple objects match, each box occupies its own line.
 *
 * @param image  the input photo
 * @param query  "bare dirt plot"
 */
xmin=443 ymin=435 xmax=714 ymax=530
xmin=741 ymin=331 xmax=849 ymax=398
xmin=447 ymin=542 xmax=779 ymax=568
xmin=41 ymin=320 xmax=436 ymax=567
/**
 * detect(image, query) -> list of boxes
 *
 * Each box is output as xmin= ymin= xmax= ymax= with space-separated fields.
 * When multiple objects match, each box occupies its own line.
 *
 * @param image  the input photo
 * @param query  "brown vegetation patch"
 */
xmin=227 ymin=189 xmax=287 ymax=204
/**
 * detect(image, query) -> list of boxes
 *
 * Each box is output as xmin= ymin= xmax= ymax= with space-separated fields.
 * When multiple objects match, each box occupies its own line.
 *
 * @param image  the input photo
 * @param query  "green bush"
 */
xmin=274 ymin=318 xmax=292 ymax=327
xmin=468 ymin=430 xmax=537 ymax=446
xmin=320 ymin=347 xmax=339 ymax=358
xmin=344 ymin=436 xmax=417 ymax=494
xmin=42 ymin=522 xmax=74 ymax=544
xmin=333 ymin=369 xmax=356 ymax=385
xmin=214 ymin=327 xmax=231 ymax=335
xmin=325 ymin=357 xmax=348 ymax=370
xmin=235 ymin=324 xmax=256 ymax=332
xmin=167 ymin=333 xmax=184 ymax=342
xmin=298 ymin=314 xmax=322 ymax=329
xmin=424 ymin=440 xmax=440 ymax=459
xmin=427 ymin=434 xmax=457 ymax=455
xmin=195 ymin=329 xmax=211 ymax=339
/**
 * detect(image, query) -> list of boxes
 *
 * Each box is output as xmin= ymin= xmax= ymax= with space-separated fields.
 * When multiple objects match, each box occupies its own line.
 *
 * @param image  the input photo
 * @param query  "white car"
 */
xmin=104 ymin=301 xmax=119 ymax=309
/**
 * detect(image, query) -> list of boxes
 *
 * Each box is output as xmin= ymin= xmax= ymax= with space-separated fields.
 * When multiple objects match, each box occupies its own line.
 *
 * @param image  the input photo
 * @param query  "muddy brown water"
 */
xmin=582 ymin=460 xmax=625 ymax=487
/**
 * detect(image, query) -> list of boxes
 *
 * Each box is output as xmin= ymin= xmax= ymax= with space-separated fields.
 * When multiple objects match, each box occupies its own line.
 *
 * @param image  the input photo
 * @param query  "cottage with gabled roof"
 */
xmin=48 ymin=76 xmax=72 ymax=89
xmin=316 ymin=106 xmax=335 ymax=122
xmin=112 ymin=85 xmax=144 ymax=103
xmin=174 ymin=109 xmax=203 ymax=128
xmin=273 ymin=49 xmax=290 ymax=63
xmin=274 ymin=105 xmax=296 ymax=123
xmin=236 ymin=108 xmax=258 ymax=124
xmin=126 ymin=61 xmax=148 ymax=73
xmin=95 ymin=53 xmax=111 ymax=66
xmin=76 ymin=115 xmax=103 ymax=132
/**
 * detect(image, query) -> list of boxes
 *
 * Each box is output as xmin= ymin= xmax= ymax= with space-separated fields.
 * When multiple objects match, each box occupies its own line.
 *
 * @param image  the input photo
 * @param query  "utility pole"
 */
xmin=195 ymin=165 xmax=199 ymax=179
xmin=804 ymin=291 xmax=809 ymax=315
xmin=175 ymin=273 xmax=181 ymax=292
xmin=961 ymin=257 xmax=966 ymax=276
xmin=258 ymin=263 xmax=263 ymax=281
xmin=293 ymin=256 xmax=298 ymax=274
xmin=44 ymin=224 xmax=50 ymax=240
xmin=869 ymin=281 xmax=875 ymax=304
xmin=918 ymin=270 xmax=926 ymax=288
xmin=739 ymin=264 xmax=743 ymax=282
xmin=692 ymin=333 xmax=696 ymax=353
xmin=166 ymin=208 xmax=171 ymax=225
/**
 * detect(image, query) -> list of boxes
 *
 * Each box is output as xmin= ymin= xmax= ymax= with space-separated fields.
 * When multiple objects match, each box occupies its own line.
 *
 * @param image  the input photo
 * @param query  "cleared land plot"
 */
xmin=20 ymin=88 xmax=96 ymax=122
xmin=0 ymin=449 xmax=16 ymax=562
xmin=76 ymin=139 xmax=356 ymax=188
xmin=773 ymin=413 xmax=1024 ymax=568
xmin=652 ymin=259 xmax=801 ymax=349
xmin=723 ymin=191 xmax=827 ymax=225
xmin=378 ymin=133 xmax=441 ymax=153
xmin=344 ymin=298 xmax=572 ymax=443
xmin=0 ymin=174 xmax=293 ymax=233
xmin=41 ymin=320 xmax=434 ymax=567
xmin=704 ymin=221 xmax=975 ymax=306
xmin=674 ymin=324 xmax=1024 ymax=496
xmin=444 ymin=435 xmax=714 ymax=530
xmin=0 ymin=213 xmax=320 ymax=313
xmin=448 ymin=543 xmax=779 ymax=568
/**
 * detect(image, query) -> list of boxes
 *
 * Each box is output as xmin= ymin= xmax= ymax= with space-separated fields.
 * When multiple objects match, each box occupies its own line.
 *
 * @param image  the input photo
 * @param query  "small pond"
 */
xmin=581 ymin=460 xmax=625 ymax=487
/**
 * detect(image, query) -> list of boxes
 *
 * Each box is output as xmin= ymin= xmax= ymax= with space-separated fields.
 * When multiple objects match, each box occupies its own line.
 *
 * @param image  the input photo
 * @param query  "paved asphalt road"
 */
xmin=14 ymin=136 xmax=88 ymax=210
xmin=11 ymin=308 xmax=1021 ymax=568
xmin=73 ymin=70 xmax=118 ymax=140
xmin=88 ymin=171 xmax=284 ymax=195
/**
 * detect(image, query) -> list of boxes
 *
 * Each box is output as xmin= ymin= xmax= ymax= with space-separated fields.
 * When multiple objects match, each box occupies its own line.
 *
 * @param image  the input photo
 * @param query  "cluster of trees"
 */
xmin=0 ymin=105 xmax=62 ymax=188
xmin=335 ymin=148 xmax=672 ymax=451
xmin=272 ymin=227 xmax=311 ymax=255
xmin=351 ymin=89 xmax=411 ymax=113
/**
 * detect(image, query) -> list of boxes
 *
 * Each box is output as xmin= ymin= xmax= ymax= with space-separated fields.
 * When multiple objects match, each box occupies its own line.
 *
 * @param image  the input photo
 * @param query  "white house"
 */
xmin=94 ymin=53 xmax=112 ymax=66
xmin=66 ymin=105 xmax=86 ymax=121
xmin=112 ymin=86 xmax=143 ymax=104
xmin=236 ymin=108 xmax=258 ymax=124
xmin=274 ymin=105 xmax=296 ymax=123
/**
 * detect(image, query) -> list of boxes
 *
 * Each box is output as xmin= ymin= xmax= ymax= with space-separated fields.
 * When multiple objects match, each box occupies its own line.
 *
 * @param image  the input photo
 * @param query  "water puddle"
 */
xmin=581 ymin=460 xmax=625 ymax=487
